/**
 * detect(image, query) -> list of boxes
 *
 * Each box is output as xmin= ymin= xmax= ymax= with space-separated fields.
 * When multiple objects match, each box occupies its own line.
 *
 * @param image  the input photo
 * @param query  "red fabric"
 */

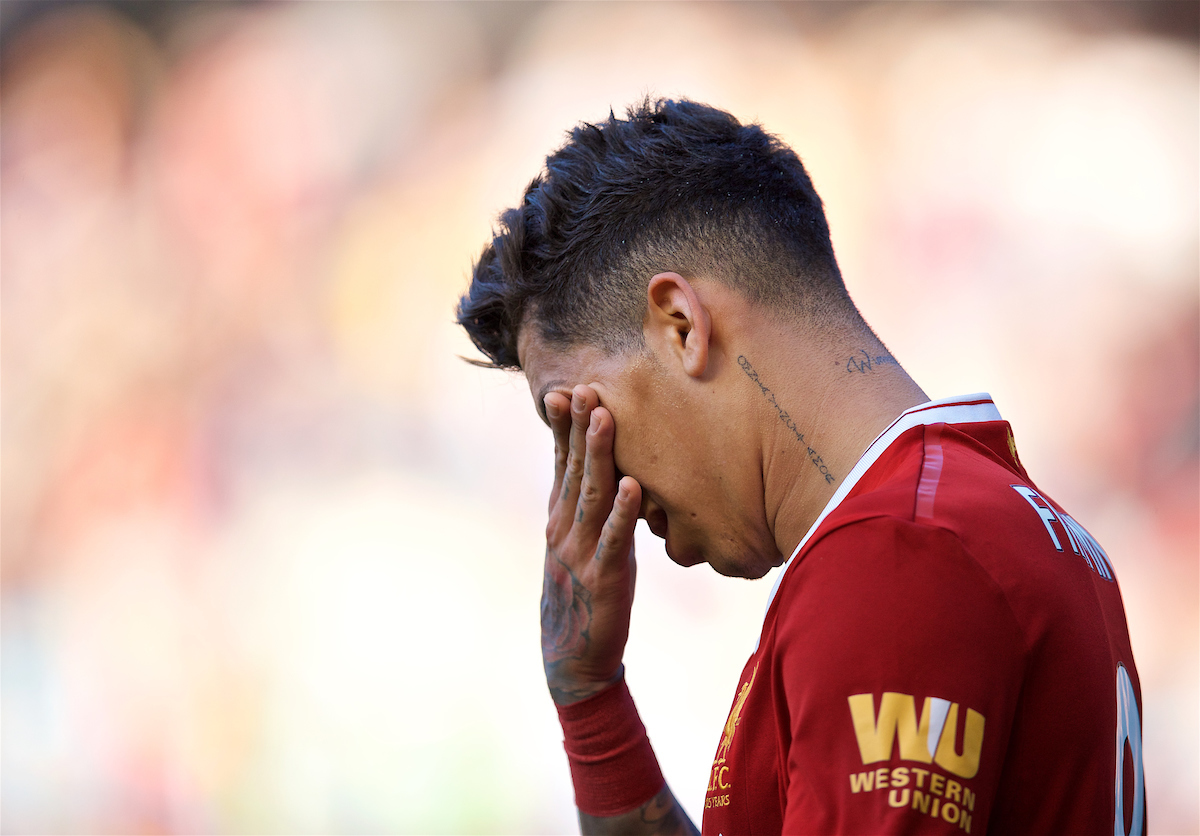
xmin=701 ymin=409 xmax=1145 ymax=835
xmin=557 ymin=676 xmax=666 ymax=817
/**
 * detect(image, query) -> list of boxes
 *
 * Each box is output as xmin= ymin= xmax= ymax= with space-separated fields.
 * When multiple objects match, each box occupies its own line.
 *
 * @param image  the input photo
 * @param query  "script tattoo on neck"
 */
xmin=846 ymin=349 xmax=898 ymax=374
xmin=738 ymin=355 xmax=835 ymax=484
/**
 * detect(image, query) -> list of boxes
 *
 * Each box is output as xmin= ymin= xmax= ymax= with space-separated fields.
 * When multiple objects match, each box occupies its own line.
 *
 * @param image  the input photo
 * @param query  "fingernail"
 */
xmin=572 ymin=393 xmax=584 ymax=413
xmin=544 ymin=396 xmax=559 ymax=419
xmin=617 ymin=480 xmax=628 ymax=498
xmin=589 ymin=411 xmax=599 ymax=432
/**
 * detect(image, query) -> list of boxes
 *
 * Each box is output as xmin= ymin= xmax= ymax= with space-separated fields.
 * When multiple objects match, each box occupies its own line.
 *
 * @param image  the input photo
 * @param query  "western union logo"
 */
xmin=848 ymin=692 xmax=985 ymax=779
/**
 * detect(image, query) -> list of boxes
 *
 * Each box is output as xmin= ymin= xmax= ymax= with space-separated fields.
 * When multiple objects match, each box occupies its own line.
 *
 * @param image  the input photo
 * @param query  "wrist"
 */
xmin=548 ymin=664 xmax=625 ymax=706
xmin=556 ymin=671 xmax=666 ymax=817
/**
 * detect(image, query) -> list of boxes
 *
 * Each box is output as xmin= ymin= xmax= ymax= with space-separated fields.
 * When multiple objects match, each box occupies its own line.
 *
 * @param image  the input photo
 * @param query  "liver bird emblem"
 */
xmin=715 ymin=664 xmax=758 ymax=765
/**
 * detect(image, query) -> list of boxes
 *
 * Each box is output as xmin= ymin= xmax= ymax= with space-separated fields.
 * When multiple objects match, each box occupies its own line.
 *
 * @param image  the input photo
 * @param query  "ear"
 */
xmin=645 ymin=272 xmax=711 ymax=378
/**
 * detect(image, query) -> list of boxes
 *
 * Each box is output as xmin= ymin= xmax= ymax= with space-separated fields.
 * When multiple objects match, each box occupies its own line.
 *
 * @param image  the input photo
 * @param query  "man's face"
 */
xmin=518 ymin=327 xmax=783 ymax=579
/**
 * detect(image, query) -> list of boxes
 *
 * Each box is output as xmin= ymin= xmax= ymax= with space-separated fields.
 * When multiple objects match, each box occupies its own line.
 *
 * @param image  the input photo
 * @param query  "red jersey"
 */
xmin=700 ymin=395 xmax=1145 ymax=836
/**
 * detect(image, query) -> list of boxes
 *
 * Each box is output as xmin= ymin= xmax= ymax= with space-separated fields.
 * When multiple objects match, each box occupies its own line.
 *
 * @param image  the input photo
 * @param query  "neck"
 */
xmin=736 ymin=327 xmax=929 ymax=561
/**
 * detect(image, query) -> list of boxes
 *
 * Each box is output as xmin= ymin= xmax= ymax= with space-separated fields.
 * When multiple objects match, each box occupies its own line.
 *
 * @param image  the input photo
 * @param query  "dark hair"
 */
xmin=457 ymin=98 xmax=853 ymax=369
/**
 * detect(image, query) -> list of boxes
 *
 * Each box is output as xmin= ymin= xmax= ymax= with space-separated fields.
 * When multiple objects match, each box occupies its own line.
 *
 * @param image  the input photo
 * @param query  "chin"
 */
xmin=705 ymin=546 xmax=782 ymax=580
xmin=711 ymin=561 xmax=772 ymax=580
xmin=664 ymin=540 xmax=706 ymax=568
xmin=665 ymin=531 xmax=780 ymax=578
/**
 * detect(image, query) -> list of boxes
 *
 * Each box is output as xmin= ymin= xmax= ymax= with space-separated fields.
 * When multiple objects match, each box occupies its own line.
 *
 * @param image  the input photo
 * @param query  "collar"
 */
xmin=756 ymin=393 xmax=1002 ymax=645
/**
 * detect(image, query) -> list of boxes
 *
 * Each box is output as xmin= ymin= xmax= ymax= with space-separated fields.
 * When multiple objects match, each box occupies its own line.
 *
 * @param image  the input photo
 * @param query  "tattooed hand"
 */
xmin=541 ymin=385 xmax=643 ymax=706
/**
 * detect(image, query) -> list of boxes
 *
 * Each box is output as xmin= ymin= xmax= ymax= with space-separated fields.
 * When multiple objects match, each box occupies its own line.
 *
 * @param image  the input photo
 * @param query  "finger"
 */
xmin=594 ymin=476 xmax=642 ymax=567
xmin=545 ymin=392 xmax=572 ymax=510
xmin=560 ymin=385 xmax=597 ymax=512
xmin=576 ymin=406 xmax=617 ymax=532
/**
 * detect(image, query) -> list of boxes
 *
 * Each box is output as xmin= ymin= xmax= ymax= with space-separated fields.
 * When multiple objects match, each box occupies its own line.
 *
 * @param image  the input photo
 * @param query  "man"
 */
xmin=456 ymin=99 xmax=1145 ymax=835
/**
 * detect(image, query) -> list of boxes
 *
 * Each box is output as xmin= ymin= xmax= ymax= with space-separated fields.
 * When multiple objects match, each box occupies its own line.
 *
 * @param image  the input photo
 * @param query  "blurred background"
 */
xmin=1 ymin=1 xmax=1196 ymax=833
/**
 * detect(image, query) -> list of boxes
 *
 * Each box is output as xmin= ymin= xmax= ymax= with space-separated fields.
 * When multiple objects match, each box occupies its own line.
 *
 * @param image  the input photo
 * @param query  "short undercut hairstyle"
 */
xmin=457 ymin=98 xmax=854 ymax=369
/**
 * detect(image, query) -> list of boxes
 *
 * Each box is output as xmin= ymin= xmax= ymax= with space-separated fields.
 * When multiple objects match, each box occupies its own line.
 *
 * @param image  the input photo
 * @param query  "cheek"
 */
xmin=610 ymin=418 xmax=696 ymax=510
xmin=609 ymin=431 xmax=656 ymax=483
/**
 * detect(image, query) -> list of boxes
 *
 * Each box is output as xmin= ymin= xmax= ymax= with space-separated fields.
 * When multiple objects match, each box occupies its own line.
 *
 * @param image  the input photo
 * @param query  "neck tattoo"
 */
xmin=738 ymin=355 xmax=835 ymax=484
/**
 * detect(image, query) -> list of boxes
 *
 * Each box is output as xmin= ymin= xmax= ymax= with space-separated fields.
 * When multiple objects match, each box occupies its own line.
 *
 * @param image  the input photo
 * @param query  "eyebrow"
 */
xmin=536 ymin=379 xmax=570 ymax=426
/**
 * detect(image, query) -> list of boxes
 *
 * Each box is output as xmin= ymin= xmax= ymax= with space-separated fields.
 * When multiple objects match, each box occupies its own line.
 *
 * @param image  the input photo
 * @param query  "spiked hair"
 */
xmin=457 ymin=98 xmax=853 ymax=369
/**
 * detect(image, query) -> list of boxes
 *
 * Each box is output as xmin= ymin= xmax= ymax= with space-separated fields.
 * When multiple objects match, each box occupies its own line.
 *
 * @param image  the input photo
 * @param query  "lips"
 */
xmin=644 ymin=508 xmax=668 ymax=540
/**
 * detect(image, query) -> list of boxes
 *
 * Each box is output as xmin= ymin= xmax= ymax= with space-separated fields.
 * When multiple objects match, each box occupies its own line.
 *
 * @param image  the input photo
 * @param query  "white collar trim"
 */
xmin=755 ymin=393 xmax=1001 ymax=647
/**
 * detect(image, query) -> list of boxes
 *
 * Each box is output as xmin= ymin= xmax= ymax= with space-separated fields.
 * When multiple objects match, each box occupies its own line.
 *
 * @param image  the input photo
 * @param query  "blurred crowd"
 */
xmin=2 ymin=2 xmax=1196 ymax=833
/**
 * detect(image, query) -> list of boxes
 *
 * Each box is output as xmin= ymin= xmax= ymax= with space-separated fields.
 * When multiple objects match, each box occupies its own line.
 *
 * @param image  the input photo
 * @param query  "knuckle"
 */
xmin=580 ymin=480 xmax=602 ymax=505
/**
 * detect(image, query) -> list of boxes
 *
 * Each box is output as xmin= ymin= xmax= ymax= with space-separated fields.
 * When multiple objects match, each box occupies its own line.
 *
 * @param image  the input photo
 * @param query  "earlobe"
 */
xmin=646 ymin=272 xmax=710 ymax=378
